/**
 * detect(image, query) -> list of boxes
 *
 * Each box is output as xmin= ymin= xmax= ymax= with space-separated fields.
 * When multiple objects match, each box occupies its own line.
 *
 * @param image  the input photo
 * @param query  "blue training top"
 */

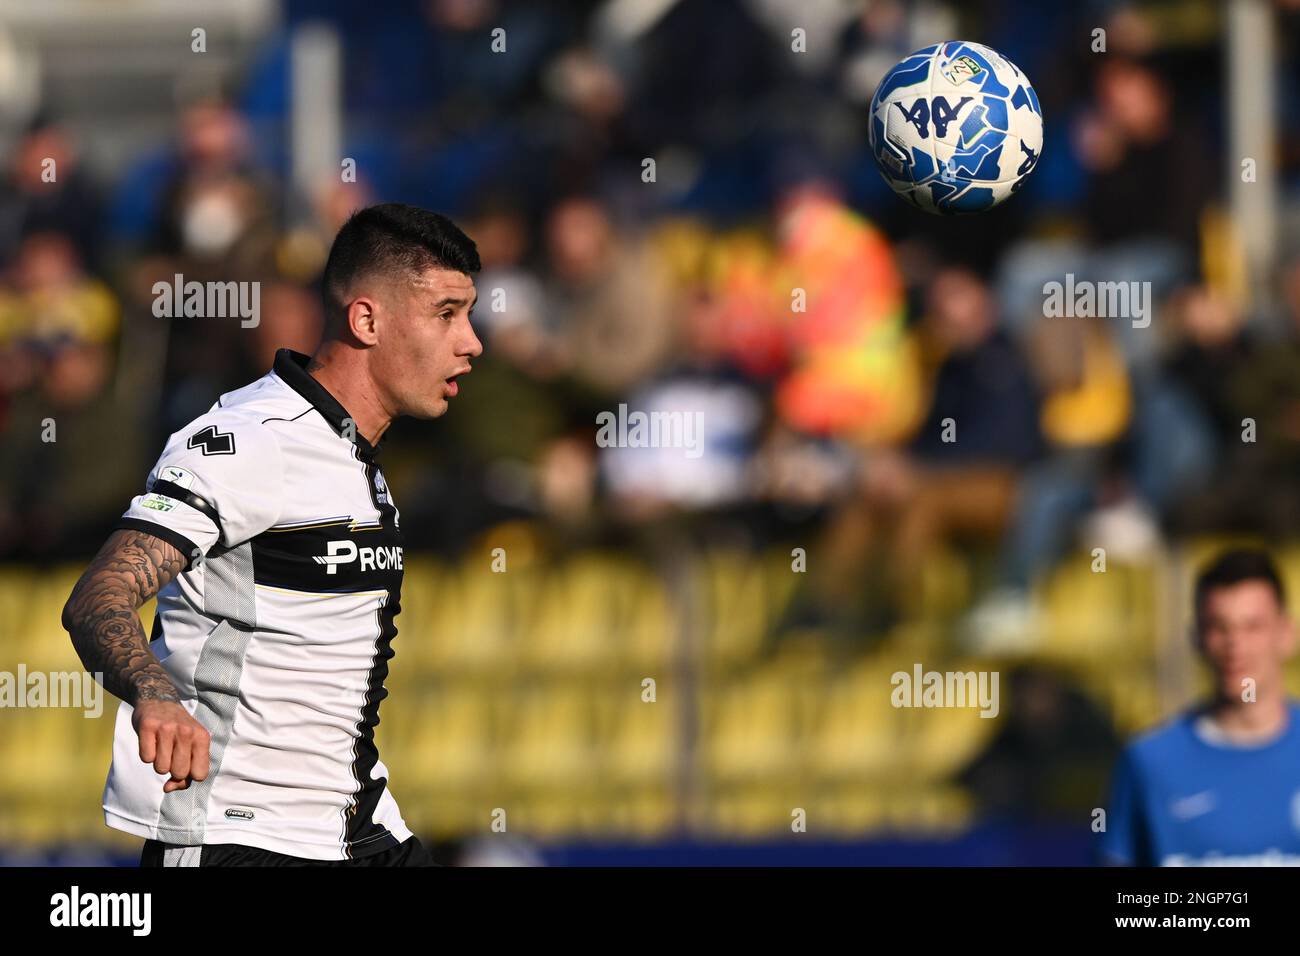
xmin=1100 ymin=699 xmax=1300 ymax=866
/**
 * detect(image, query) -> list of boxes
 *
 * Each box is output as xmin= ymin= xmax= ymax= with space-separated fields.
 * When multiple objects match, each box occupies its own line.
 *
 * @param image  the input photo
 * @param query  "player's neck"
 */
xmin=1205 ymin=693 xmax=1289 ymax=743
xmin=305 ymin=342 xmax=393 ymax=447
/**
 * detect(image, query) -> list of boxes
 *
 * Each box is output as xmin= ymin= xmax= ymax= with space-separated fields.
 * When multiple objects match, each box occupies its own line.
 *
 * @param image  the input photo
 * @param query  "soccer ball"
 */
xmin=868 ymin=41 xmax=1043 ymax=215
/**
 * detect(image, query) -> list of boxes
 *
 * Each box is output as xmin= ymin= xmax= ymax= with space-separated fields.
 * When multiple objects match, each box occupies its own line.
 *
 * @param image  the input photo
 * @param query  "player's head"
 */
xmin=925 ymin=266 xmax=995 ymax=351
xmin=321 ymin=203 xmax=482 ymax=419
xmin=1193 ymin=549 xmax=1295 ymax=703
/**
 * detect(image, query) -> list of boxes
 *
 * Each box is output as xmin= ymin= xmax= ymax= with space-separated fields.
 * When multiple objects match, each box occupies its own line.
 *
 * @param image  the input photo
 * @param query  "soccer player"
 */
xmin=61 ymin=204 xmax=482 ymax=866
xmin=1100 ymin=548 xmax=1300 ymax=866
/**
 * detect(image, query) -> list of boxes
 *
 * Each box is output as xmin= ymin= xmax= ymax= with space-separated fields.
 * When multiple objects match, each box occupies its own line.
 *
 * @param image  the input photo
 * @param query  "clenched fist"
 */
xmin=132 ymin=700 xmax=212 ymax=793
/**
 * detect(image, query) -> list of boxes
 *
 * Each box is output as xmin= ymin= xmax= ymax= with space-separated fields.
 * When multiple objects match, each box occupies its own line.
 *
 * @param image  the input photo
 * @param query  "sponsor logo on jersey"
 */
xmin=187 ymin=424 xmax=236 ymax=456
xmin=142 ymin=465 xmax=198 ymax=512
xmin=312 ymin=539 xmax=404 ymax=574
xmin=941 ymin=54 xmax=983 ymax=85
xmin=159 ymin=465 xmax=196 ymax=489
xmin=1169 ymin=791 xmax=1216 ymax=821
xmin=224 ymin=807 xmax=256 ymax=821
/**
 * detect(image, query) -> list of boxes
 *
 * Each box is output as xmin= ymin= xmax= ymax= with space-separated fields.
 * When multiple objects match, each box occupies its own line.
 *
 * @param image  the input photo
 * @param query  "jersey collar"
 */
xmin=273 ymin=348 xmax=380 ymax=460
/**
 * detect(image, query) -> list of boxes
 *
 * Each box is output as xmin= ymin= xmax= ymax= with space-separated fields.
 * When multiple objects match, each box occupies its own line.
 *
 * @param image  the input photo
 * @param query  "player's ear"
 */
xmin=347 ymin=297 xmax=380 ymax=346
xmin=1279 ymin=612 xmax=1297 ymax=659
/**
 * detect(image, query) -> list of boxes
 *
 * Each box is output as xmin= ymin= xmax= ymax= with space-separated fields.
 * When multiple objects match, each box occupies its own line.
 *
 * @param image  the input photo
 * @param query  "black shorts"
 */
xmin=140 ymin=835 xmax=437 ymax=867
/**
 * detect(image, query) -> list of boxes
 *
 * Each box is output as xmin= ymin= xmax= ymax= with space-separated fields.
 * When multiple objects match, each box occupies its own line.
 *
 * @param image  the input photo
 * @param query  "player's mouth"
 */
xmin=444 ymin=367 xmax=471 ymax=397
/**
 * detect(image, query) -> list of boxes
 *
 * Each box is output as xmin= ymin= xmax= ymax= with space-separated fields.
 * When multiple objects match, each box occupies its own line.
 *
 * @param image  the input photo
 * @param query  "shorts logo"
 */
xmin=941 ymin=54 xmax=983 ymax=85
xmin=312 ymin=540 xmax=403 ymax=574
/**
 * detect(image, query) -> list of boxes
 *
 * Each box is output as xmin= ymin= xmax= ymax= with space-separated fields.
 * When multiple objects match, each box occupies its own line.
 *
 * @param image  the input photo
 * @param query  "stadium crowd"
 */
xmin=1 ymin=0 xmax=1298 ymax=657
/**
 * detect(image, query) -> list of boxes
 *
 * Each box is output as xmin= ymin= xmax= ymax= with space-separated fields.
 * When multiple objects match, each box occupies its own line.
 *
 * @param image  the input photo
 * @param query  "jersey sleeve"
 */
xmin=1097 ymin=747 xmax=1150 ymax=867
xmin=117 ymin=416 xmax=285 ymax=569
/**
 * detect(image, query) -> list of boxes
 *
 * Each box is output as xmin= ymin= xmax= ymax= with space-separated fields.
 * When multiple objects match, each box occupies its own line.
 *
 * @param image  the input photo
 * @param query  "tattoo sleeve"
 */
xmin=62 ymin=529 xmax=188 ymax=705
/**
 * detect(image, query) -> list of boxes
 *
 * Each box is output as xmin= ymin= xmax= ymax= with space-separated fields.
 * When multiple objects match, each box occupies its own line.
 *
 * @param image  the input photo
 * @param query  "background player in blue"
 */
xmin=1100 ymin=549 xmax=1300 ymax=866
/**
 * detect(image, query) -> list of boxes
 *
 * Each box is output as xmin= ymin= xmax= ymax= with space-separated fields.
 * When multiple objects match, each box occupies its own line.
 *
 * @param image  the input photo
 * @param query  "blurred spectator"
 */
xmin=967 ymin=306 xmax=1133 ymax=649
xmin=908 ymin=268 xmax=1042 ymax=466
xmin=0 ymin=116 xmax=105 ymax=275
xmin=960 ymin=665 xmax=1121 ymax=822
xmin=277 ymin=174 xmax=377 ymax=289
xmin=1076 ymin=56 xmax=1215 ymax=255
xmin=1175 ymin=265 xmax=1300 ymax=534
xmin=877 ymin=267 xmax=1041 ymax=613
xmin=126 ymin=97 xmax=284 ymax=443
xmin=545 ymin=194 xmax=679 ymax=395
xmin=0 ymin=232 xmax=127 ymax=557
xmin=147 ymin=97 xmax=280 ymax=270
xmin=780 ymin=266 xmax=1040 ymax=634
xmin=464 ymin=191 xmax=553 ymax=376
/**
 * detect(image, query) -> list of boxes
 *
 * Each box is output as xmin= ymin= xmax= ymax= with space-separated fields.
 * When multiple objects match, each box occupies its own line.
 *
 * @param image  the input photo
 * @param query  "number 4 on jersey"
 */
xmin=188 ymin=425 xmax=236 ymax=456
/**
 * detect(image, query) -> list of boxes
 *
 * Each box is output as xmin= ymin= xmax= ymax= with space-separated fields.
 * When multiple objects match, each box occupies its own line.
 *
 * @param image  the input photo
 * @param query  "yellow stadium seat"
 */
xmin=1037 ymin=556 xmax=1157 ymax=663
xmin=697 ymin=783 xmax=807 ymax=837
xmin=595 ymin=683 xmax=675 ymax=786
xmin=423 ymin=562 xmax=521 ymax=676
xmin=517 ymin=555 xmax=619 ymax=673
xmin=805 ymin=658 xmax=913 ymax=783
xmin=697 ymin=550 xmax=771 ymax=670
xmin=398 ymin=685 xmax=494 ymax=791
xmin=698 ymin=666 xmax=800 ymax=782
xmin=499 ymin=683 xmax=596 ymax=789
xmin=908 ymin=691 xmax=1002 ymax=783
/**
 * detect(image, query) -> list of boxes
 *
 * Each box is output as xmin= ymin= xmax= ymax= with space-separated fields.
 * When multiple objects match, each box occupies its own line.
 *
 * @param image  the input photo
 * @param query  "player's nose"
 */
xmin=462 ymin=325 xmax=483 ymax=359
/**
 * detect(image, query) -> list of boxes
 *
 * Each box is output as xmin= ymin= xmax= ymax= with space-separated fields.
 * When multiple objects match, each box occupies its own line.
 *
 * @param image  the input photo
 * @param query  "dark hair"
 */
xmin=1194 ymin=548 xmax=1286 ymax=616
xmin=321 ymin=203 xmax=480 ymax=337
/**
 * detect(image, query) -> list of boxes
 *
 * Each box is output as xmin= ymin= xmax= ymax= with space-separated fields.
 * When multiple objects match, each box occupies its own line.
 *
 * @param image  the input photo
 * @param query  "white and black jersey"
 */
xmin=104 ymin=348 xmax=413 ymax=860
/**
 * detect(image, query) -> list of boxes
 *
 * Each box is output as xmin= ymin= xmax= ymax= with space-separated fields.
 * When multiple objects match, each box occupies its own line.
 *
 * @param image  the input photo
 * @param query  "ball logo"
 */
xmin=940 ymin=55 xmax=982 ymax=85
xmin=312 ymin=540 xmax=403 ymax=574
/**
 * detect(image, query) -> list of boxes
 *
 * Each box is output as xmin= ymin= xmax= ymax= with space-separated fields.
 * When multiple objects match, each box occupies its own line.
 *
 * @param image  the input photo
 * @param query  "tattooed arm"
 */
xmin=62 ymin=529 xmax=211 ymax=792
xmin=62 ymin=529 xmax=185 ymax=704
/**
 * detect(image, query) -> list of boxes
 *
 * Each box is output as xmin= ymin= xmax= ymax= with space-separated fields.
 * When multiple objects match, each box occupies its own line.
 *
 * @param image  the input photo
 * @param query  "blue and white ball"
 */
xmin=868 ymin=41 xmax=1043 ymax=215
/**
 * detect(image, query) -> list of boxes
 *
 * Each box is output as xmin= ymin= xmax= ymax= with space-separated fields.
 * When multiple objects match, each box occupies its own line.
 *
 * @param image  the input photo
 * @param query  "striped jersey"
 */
xmin=104 ymin=348 xmax=412 ymax=860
